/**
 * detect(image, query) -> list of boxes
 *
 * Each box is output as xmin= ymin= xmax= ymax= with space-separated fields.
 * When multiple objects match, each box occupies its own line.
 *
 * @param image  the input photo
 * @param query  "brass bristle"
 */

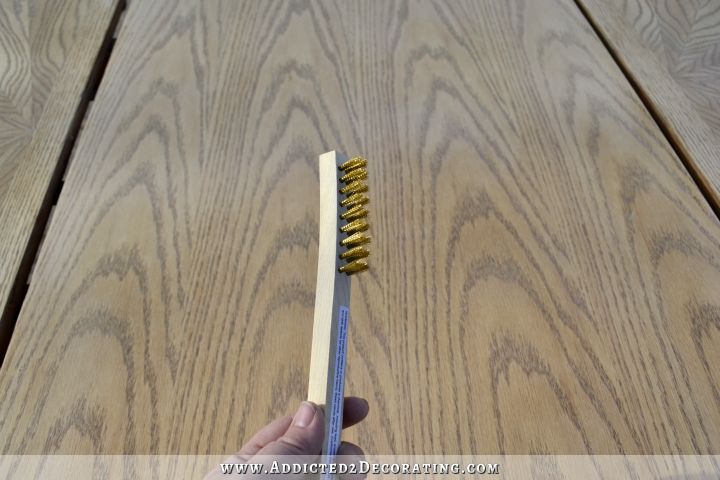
xmin=339 ymin=259 xmax=369 ymax=275
xmin=340 ymin=205 xmax=368 ymax=221
xmin=340 ymin=180 xmax=368 ymax=195
xmin=339 ymin=155 xmax=370 ymax=275
xmin=340 ymin=193 xmax=369 ymax=208
xmin=340 ymin=246 xmax=369 ymax=260
xmin=340 ymin=232 xmax=371 ymax=248
xmin=339 ymin=156 xmax=366 ymax=172
xmin=340 ymin=219 xmax=369 ymax=234
xmin=340 ymin=168 xmax=367 ymax=184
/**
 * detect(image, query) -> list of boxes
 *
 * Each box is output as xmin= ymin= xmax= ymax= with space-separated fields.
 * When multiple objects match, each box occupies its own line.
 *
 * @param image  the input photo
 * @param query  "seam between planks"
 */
xmin=573 ymin=0 xmax=720 ymax=221
xmin=0 ymin=0 xmax=128 ymax=368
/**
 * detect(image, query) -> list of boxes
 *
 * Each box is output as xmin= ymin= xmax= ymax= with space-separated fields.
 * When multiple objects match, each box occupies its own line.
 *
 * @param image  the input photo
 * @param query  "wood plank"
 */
xmin=0 ymin=0 xmax=123 ymax=348
xmin=0 ymin=0 xmax=719 ymax=455
xmin=577 ymin=0 xmax=720 ymax=211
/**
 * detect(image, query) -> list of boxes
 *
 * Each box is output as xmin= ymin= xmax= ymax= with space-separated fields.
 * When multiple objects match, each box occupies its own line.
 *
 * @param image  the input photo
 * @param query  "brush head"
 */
xmin=338 ymin=156 xmax=370 ymax=275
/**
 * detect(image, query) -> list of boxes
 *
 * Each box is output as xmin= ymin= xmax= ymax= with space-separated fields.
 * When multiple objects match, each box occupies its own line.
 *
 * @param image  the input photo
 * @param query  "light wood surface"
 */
xmin=577 ymin=0 xmax=720 ymax=210
xmin=0 ymin=0 xmax=122 ymax=345
xmin=0 ymin=0 xmax=719 ymax=456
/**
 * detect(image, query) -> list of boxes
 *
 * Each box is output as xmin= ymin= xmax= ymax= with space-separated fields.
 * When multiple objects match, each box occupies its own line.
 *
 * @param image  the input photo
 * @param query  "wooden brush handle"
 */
xmin=307 ymin=150 xmax=351 ymax=458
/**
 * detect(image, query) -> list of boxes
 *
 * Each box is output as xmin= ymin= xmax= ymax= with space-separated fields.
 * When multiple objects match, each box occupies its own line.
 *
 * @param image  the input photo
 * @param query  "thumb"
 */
xmin=255 ymin=402 xmax=325 ymax=457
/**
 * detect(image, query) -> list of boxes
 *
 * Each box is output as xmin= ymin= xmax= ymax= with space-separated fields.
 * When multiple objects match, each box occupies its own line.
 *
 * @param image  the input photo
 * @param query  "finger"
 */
xmin=236 ymin=414 xmax=293 ymax=460
xmin=338 ymin=441 xmax=364 ymax=457
xmin=342 ymin=397 xmax=369 ymax=429
xmin=337 ymin=442 xmax=366 ymax=480
xmin=204 ymin=429 xmax=296 ymax=480
xmin=255 ymin=401 xmax=325 ymax=456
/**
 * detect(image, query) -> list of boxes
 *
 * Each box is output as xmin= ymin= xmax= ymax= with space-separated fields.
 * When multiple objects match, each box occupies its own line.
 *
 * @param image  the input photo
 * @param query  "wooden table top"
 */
xmin=578 ymin=0 xmax=720 ymax=210
xmin=0 ymin=0 xmax=718 ymax=456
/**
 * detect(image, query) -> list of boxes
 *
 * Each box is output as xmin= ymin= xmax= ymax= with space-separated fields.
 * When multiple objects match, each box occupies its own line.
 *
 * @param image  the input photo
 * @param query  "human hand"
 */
xmin=204 ymin=397 xmax=369 ymax=479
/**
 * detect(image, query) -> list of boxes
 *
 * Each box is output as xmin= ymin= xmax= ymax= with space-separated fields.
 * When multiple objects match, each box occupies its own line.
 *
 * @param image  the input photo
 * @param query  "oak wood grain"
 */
xmin=577 ymin=0 xmax=720 ymax=210
xmin=0 ymin=0 xmax=719 ymax=455
xmin=0 ymin=0 xmax=123 ymax=345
